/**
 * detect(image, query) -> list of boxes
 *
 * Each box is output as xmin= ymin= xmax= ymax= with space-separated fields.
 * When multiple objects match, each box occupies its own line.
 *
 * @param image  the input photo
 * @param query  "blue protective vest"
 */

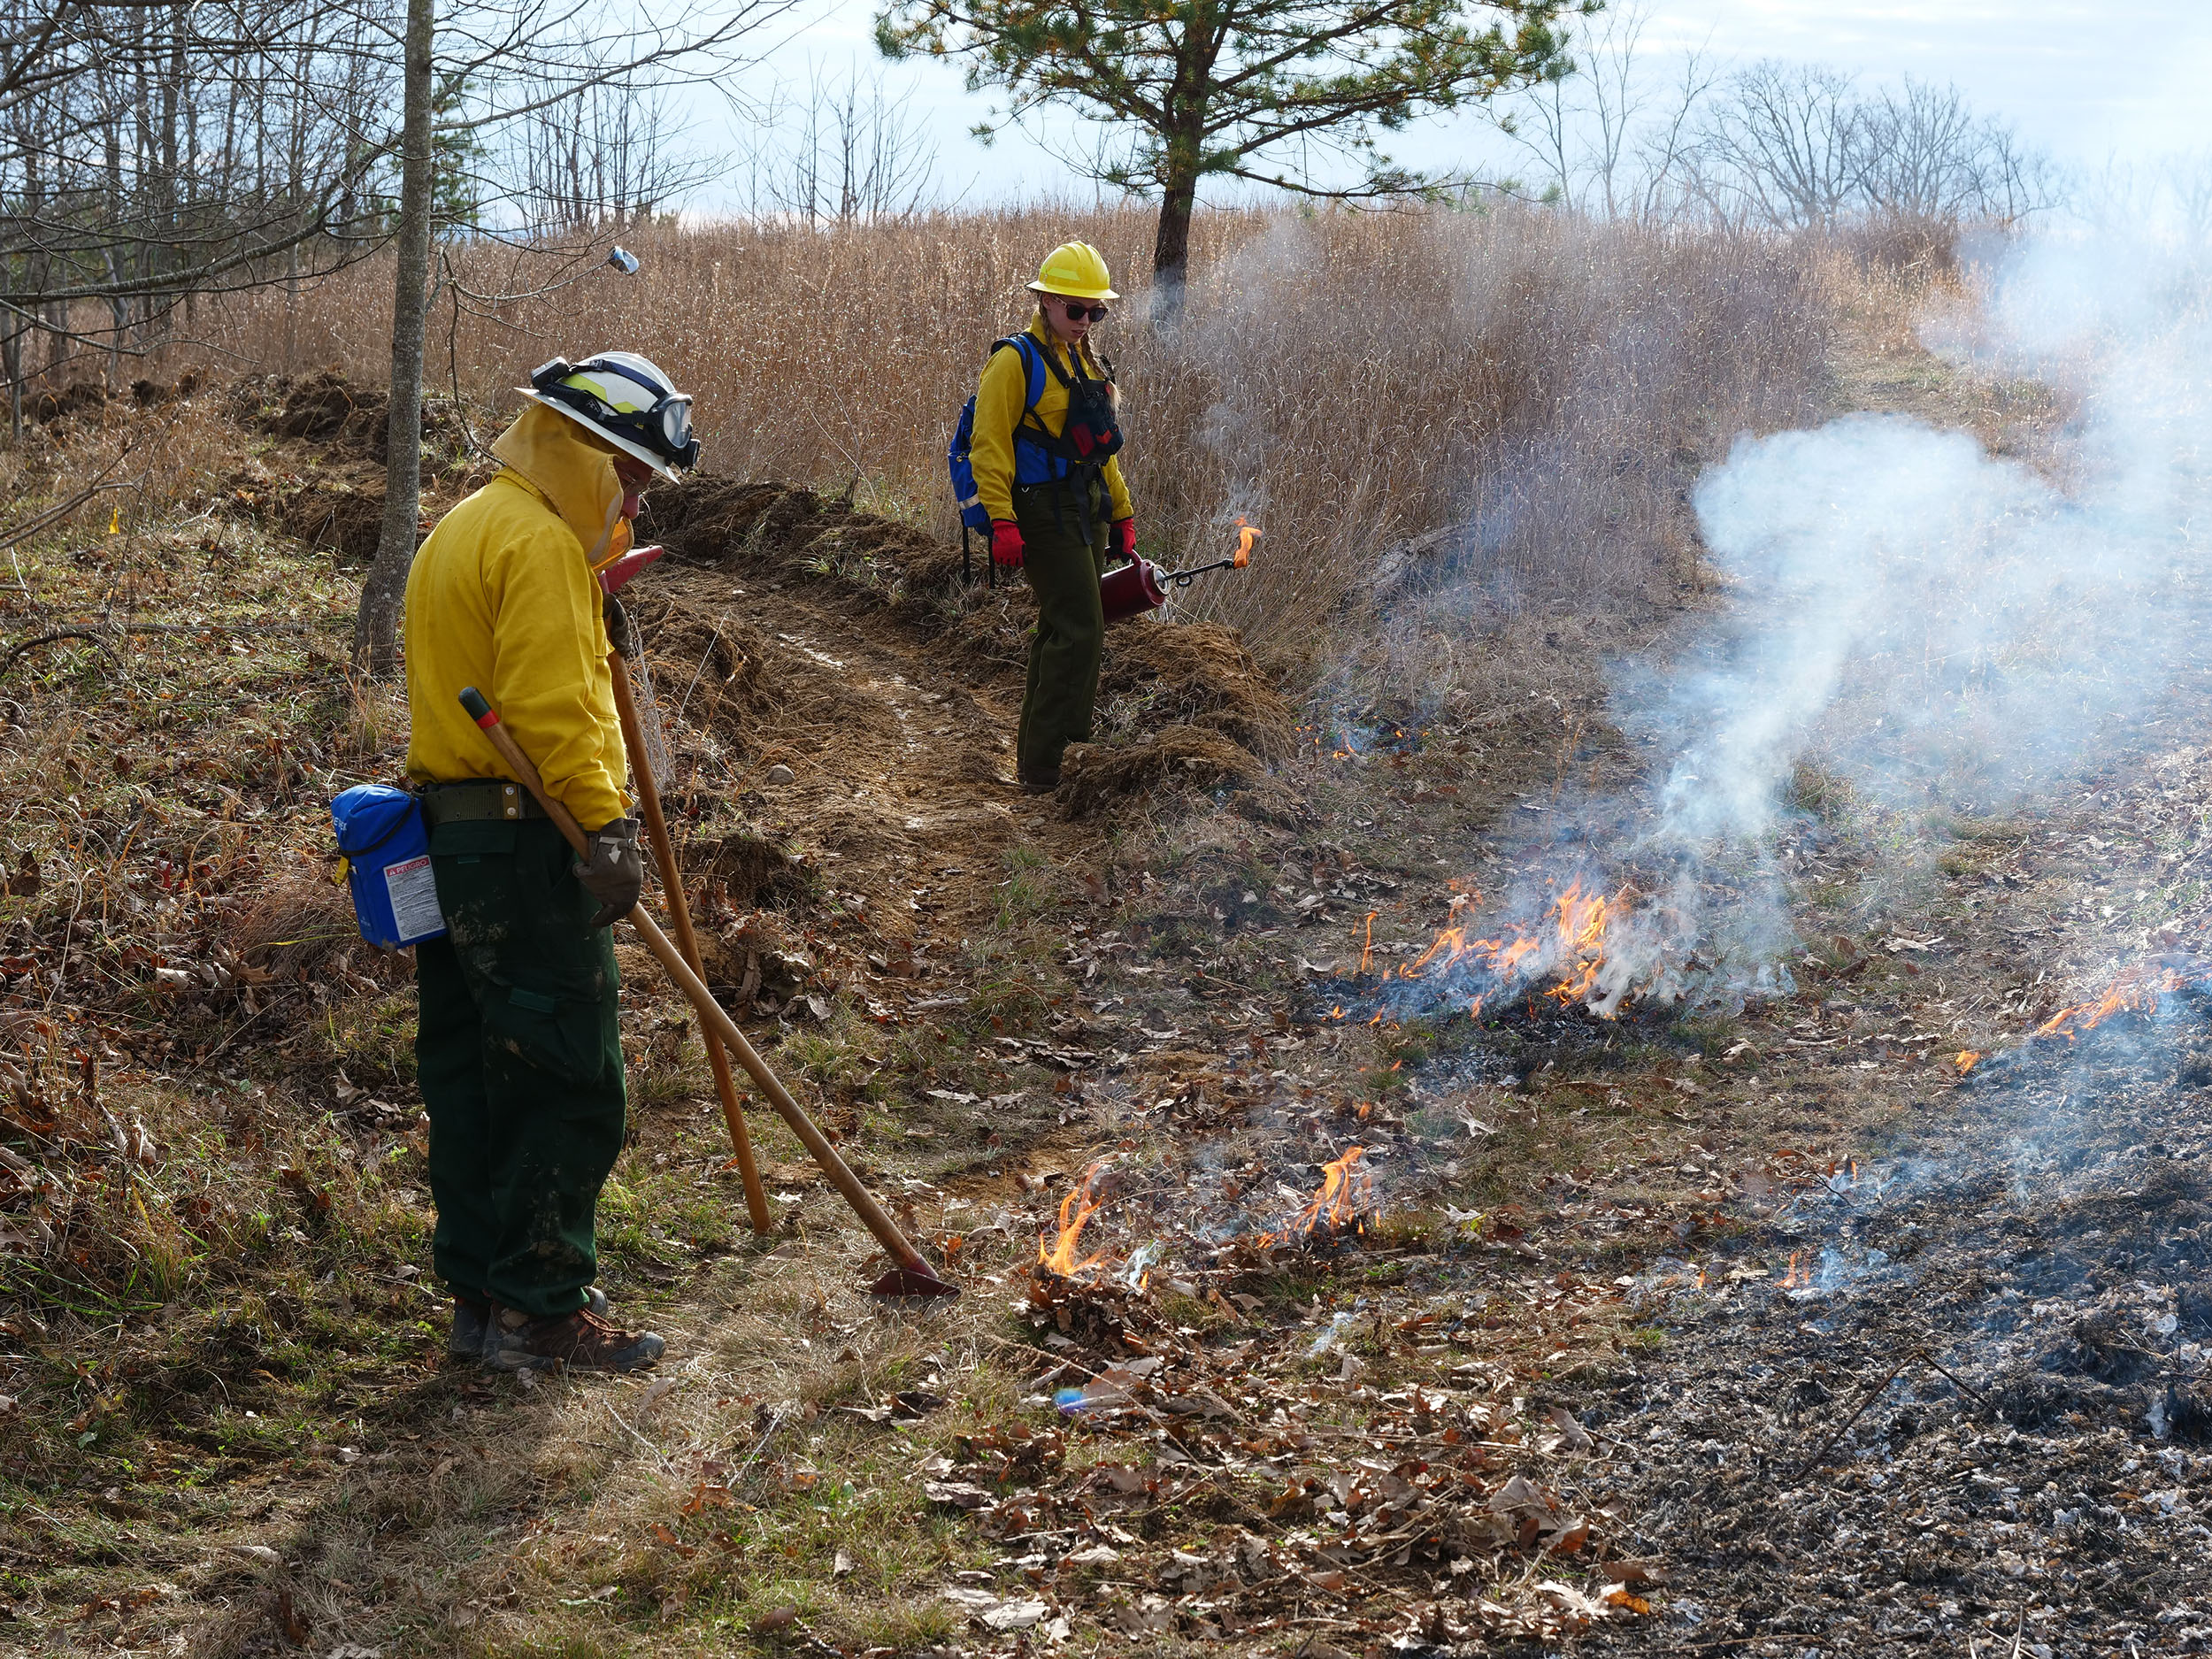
xmin=949 ymin=334 xmax=1123 ymax=534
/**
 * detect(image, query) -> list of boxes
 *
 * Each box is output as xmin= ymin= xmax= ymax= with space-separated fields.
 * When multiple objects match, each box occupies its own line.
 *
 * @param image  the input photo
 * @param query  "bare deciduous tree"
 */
xmin=1494 ymin=19 xmax=2056 ymax=236
xmin=1855 ymin=78 xmax=2050 ymax=225
xmin=1689 ymin=60 xmax=1864 ymax=230
xmin=1494 ymin=0 xmax=1714 ymax=220
xmin=507 ymin=70 xmax=714 ymax=231
xmin=0 ymin=0 xmax=396 ymax=433
xmin=740 ymin=65 xmax=942 ymax=227
xmin=352 ymin=0 xmax=801 ymax=675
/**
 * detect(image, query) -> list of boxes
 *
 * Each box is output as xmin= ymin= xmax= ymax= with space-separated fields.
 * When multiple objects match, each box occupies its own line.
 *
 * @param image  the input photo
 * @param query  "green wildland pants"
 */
xmin=1014 ymin=476 xmax=1110 ymax=781
xmin=415 ymin=814 xmax=624 ymax=1318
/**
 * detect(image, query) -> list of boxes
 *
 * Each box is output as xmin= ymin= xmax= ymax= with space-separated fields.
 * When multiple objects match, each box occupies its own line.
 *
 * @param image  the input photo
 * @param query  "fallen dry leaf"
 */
xmin=922 ymin=1479 xmax=993 ymax=1509
xmin=276 ymin=1588 xmax=310 ymax=1645
xmin=979 ymin=1600 xmax=1049 ymax=1631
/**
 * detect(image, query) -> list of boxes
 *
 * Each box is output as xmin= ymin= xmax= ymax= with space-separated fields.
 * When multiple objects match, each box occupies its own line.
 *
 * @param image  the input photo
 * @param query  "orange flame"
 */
xmin=2034 ymin=963 xmax=2188 ymax=1044
xmin=1778 ymin=1251 xmax=1809 ymax=1289
xmin=1039 ymin=1163 xmax=1111 ymax=1279
xmin=1233 ymin=516 xmax=1258 ymax=568
xmin=1400 ymin=878 xmax=1629 ymax=1016
xmin=1259 ymin=1146 xmax=1377 ymax=1248
xmin=1955 ymin=1049 xmax=1980 ymax=1073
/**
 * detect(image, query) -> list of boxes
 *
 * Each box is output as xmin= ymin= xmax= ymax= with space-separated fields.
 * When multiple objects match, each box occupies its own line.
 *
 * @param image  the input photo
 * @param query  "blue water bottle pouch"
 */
xmin=331 ymin=784 xmax=447 ymax=949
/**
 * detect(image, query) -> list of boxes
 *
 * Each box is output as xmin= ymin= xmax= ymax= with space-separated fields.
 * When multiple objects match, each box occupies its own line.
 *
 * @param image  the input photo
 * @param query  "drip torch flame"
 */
xmin=1260 ymin=1146 xmax=1378 ymax=1248
xmin=1233 ymin=516 xmax=1257 ymax=568
xmin=1039 ymin=1163 xmax=1111 ymax=1279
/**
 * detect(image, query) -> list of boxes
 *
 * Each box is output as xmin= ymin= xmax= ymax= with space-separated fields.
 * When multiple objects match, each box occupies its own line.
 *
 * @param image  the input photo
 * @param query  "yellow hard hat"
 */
xmin=1027 ymin=242 xmax=1118 ymax=302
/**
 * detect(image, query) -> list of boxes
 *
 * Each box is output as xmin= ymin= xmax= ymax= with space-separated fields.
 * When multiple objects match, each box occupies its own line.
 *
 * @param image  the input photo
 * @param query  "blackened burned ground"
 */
xmin=1288 ymin=681 xmax=2212 ymax=1655
xmin=1563 ymin=1034 xmax=2212 ymax=1657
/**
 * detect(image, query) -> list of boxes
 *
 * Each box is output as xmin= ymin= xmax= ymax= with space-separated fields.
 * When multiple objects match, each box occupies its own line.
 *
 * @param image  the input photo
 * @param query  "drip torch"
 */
xmin=1102 ymin=517 xmax=1258 ymax=624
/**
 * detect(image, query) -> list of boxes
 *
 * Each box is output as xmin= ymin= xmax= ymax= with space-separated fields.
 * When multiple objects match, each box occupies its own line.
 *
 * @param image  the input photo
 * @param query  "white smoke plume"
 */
xmin=1661 ymin=219 xmax=2207 ymax=836
xmin=1396 ymin=180 xmax=2210 ymax=1018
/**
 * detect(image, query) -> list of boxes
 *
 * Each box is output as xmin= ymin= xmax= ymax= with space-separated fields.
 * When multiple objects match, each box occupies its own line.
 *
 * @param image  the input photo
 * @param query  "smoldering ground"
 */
xmin=1374 ymin=195 xmax=2212 ymax=1023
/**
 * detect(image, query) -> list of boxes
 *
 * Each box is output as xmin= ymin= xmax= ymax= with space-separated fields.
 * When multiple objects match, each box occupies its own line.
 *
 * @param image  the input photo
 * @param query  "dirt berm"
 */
xmin=224 ymin=372 xmax=486 ymax=566
xmin=639 ymin=473 xmax=1297 ymax=816
xmin=209 ymin=376 xmax=1299 ymax=820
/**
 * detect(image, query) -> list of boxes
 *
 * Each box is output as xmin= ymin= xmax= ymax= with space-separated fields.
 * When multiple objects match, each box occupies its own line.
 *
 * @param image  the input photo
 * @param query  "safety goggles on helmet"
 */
xmin=528 ymin=355 xmax=701 ymax=472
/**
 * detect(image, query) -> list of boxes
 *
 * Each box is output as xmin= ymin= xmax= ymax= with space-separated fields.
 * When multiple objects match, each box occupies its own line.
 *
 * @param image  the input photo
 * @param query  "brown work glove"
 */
xmin=575 ymin=817 xmax=643 ymax=928
xmin=603 ymin=593 xmax=639 ymax=660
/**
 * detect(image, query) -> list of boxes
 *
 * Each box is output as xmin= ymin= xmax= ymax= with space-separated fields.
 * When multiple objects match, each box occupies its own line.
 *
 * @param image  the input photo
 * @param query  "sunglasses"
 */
xmin=1059 ymin=302 xmax=1110 ymax=323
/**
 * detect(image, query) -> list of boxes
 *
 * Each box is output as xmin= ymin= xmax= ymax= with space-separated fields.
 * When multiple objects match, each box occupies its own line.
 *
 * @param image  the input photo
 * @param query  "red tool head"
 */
xmin=871 ymin=1258 xmax=961 ymax=1298
xmin=598 ymin=541 xmax=666 ymax=595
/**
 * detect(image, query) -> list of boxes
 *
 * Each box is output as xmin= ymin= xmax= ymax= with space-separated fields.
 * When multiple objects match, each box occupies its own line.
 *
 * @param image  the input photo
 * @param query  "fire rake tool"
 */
xmin=1100 ymin=516 xmax=1258 ymax=625
xmin=457 ymin=686 xmax=958 ymax=1298
xmin=605 ymin=641 xmax=772 ymax=1236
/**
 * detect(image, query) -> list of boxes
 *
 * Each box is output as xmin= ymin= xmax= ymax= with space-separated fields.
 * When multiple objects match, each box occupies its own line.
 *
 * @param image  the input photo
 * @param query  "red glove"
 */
xmin=991 ymin=519 xmax=1025 ymax=570
xmin=1110 ymin=517 xmax=1136 ymax=560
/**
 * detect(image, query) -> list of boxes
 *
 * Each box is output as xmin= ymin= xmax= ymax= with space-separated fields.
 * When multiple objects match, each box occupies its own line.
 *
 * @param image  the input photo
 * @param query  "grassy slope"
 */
xmin=0 ymin=288 xmax=2083 ymax=1656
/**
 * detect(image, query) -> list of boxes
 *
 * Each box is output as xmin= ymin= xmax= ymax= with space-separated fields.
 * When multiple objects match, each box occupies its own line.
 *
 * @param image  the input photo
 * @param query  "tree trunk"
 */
xmin=1150 ymin=161 xmax=1200 ymax=326
xmin=354 ymin=0 xmax=436 ymax=676
xmin=283 ymin=237 xmax=300 ymax=374
xmin=4 ymin=325 xmax=21 ymax=444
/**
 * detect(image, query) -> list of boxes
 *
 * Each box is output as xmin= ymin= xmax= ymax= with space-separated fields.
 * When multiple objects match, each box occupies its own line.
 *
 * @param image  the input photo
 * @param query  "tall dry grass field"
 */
xmin=192 ymin=205 xmax=1843 ymax=670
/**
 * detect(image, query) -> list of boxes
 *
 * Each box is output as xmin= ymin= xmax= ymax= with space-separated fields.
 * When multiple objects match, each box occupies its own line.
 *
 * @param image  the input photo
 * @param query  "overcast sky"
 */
xmin=717 ymin=0 xmax=2212 ymax=213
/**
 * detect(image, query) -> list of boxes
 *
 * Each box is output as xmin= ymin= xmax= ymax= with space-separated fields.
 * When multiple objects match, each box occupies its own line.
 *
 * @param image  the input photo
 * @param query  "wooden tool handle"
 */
xmin=456 ymin=687 xmax=941 ymax=1282
xmin=608 ymin=654 xmax=772 ymax=1235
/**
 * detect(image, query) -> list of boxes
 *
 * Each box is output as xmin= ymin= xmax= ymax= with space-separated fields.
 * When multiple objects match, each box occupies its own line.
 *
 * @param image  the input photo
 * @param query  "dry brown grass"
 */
xmin=157 ymin=205 xmax=1855 ymax=683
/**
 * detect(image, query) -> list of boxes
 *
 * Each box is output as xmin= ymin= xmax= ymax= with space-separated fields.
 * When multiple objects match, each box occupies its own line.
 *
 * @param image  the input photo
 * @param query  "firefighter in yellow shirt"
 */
xmin=403 ymin=351 xmax=698 ymax=1373
xmin=968 ymin=243 xmax=1134 ymax=791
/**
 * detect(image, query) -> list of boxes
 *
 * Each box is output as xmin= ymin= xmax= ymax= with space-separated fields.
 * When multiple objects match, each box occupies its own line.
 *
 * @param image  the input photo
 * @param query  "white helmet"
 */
xmin=519 ymin=351 xmax=699 ymax=480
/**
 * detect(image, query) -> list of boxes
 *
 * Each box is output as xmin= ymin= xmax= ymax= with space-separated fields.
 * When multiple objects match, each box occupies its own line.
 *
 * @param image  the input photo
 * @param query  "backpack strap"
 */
xmin=1034 ymin=334 xmax=1085 ymax=393
xmin=1004 ymin=335 xmax=1064 ymax=469
xmin=993 ymin=334 xmax=1048 ymax=414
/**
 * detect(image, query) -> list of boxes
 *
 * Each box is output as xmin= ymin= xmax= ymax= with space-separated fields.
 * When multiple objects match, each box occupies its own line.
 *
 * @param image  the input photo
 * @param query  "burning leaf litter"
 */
xmin=2032 ymin=955 xmax=2207 ymax=1045
xmin=1397 ymin=878 xmax=1641 ymax=1018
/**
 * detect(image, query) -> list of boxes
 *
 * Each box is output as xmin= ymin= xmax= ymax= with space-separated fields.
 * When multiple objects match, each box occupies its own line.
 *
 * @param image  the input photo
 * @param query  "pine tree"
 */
xmin=878 ymin=0 xmax=1587 ymax=311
